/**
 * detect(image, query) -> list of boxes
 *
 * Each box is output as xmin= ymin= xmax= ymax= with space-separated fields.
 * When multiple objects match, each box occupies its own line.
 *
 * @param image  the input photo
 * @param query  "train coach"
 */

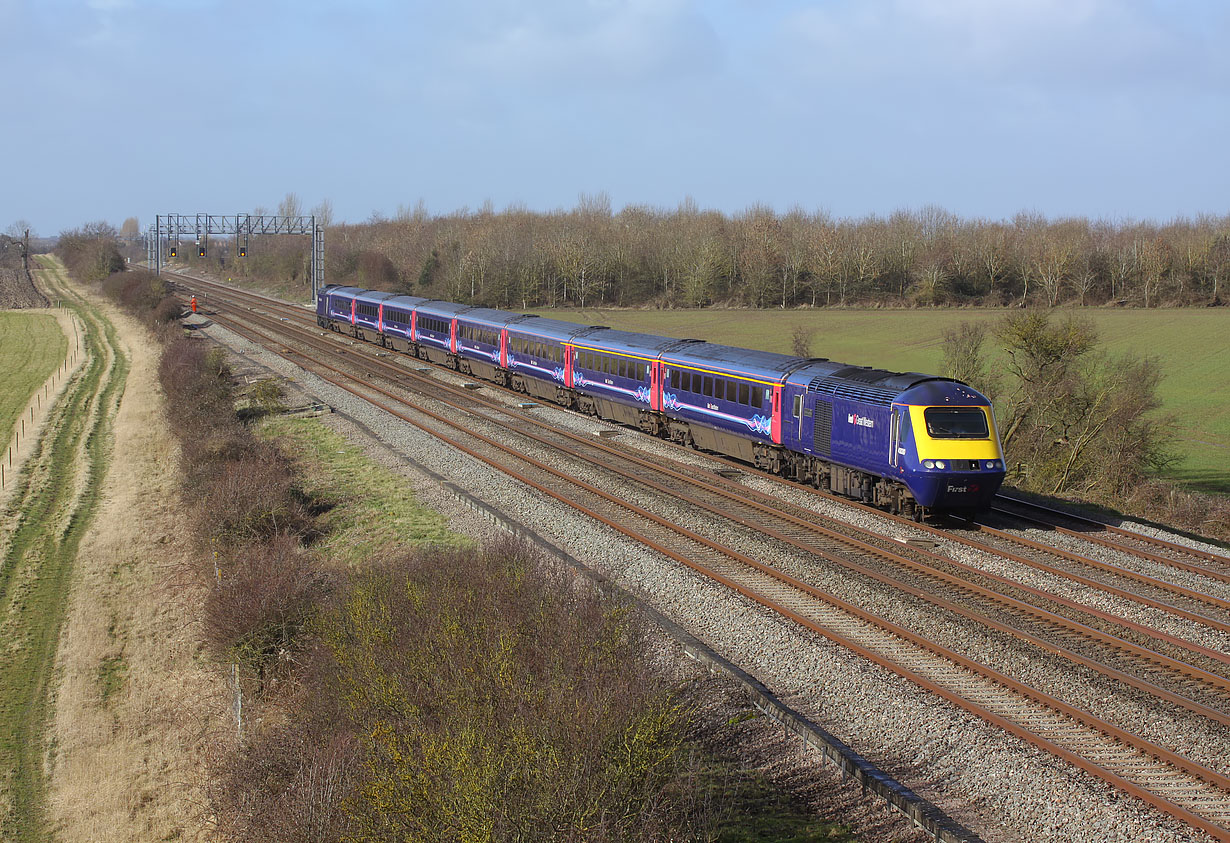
xmin=316 ymin=286 xmax=1005 ymax=517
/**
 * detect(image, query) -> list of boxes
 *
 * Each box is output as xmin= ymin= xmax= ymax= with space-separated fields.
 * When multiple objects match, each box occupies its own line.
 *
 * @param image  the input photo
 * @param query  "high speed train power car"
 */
xmin=318 ymin=285 xmax=1006 ymax=518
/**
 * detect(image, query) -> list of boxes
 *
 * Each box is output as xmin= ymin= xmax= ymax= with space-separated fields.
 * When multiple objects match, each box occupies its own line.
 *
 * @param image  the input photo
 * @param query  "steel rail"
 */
xmin=990 ymin=497 xmax=1230 ymax=582
xmin=174 ymin=271 xmax=1230 ymax=585
xmin=182 ymin=279 xmax=1230 ymax=655
xmin=191 ymin=293 xmax=1230 ymax=842
xmin=185 ymin=282 xmax=1230 ymax=682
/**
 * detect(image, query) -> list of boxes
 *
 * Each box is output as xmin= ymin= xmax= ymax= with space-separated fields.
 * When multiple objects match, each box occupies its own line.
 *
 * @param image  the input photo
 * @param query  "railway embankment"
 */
xmin=54 ymin=262 xmax=920 ymax=840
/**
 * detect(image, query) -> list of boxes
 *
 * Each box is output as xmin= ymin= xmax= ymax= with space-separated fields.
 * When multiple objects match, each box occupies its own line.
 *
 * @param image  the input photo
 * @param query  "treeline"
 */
xmin=87 ymin=267 xmax=765 ymax=841
xmin=213 ymin=200 xmax=1230 ymax=309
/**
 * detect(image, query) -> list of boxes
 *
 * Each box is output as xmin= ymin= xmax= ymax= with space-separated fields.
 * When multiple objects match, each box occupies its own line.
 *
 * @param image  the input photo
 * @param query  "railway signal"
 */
xmin=198 ymin=243 xmax=206 ymax=257
xmin=169 ymin=245 xmax=177 ymax=258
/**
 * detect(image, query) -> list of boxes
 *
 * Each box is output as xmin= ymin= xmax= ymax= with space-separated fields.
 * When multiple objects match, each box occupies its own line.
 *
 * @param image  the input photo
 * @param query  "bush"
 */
xmin=204 ymin=535 xmax=332 ymax=675
xmin=57 ymin=224 xmax=125 ymax=282
xmin=317 ymin=539 xmax=699 ymax=841
xmin=210 ymin=539 xmax=710 ymax=842
xmin=194 ymin=442 xmax=314 ymax=549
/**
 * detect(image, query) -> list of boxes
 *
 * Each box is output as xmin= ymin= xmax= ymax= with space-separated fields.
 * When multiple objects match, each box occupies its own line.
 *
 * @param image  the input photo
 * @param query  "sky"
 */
xmin=2 ymin=0 xmax=1228 ymax=236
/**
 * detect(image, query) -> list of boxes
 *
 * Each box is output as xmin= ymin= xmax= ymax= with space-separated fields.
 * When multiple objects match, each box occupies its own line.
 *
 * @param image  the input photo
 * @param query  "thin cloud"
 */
xmin=781 ymin=0 xmax=1226 ymax=93
xmin=450 ymin=0 xmax=724 ymax=88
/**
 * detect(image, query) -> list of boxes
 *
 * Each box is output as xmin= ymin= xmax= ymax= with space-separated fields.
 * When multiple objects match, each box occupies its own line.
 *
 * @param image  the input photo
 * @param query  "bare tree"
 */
xmin=5 ymin=219 xmax=34 ymax=238
xmin=941 ymin=321 xmax=1000 ymax=399
xmin=790 ymin=325 xmax=814 ymax=357
xmin=278 ymin=192 xmax=303 ymax=219
xmin=1207 ymin=233 xmax=1230 ymax=304
xmin=311 ymin=199 xmax=334 ymax=227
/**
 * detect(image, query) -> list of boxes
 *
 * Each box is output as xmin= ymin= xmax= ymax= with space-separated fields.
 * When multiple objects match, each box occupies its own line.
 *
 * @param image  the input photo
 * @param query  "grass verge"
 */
xmin=0 ymin=257 xmax=128 ymax=841
xmin=258 ymin=415 xmax=468 ymax=563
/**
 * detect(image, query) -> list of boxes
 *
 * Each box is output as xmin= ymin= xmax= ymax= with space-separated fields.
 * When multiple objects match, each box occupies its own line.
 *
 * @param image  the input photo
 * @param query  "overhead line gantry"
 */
xmin=145 ymin=213 xmax=325 ymax=298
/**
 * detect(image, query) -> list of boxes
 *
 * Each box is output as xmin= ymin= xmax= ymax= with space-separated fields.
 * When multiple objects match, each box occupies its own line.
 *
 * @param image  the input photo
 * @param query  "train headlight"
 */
xmin=935 ymin=460 xmax=946 ymax=469
xmin=923 ymin=460 xmax=935 ymax=469
xmin=986 ymin=460 xmax=1000 ymax=470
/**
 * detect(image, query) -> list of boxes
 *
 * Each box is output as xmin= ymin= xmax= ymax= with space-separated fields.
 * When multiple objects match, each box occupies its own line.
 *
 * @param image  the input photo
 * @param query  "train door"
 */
xmin=449 ymin=319 xmax=457 ymax=354
xmin=650 ymin=361 xmax=662 ymax=411
xmin=889 ymin=404 xmax=907 ymax=469
xmin=770 ymin=385 xmax=783 ymax=444
xmin=499 ymin=329 xmax=508 ymax=368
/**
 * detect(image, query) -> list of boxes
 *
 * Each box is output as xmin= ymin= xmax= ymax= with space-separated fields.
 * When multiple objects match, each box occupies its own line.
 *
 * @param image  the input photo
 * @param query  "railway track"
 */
xmin=170 ymin=272 xmax=1230 ymax=842
xmin=989 ymin=493 xmax=1230 ymax=580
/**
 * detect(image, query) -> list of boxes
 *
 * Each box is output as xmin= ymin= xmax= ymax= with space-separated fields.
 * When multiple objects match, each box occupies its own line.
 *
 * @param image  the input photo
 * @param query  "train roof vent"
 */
xmin=808 ymin=367 xmax=897 ymax=406
xmin=881 ymin=373 xmax=946 ymax=391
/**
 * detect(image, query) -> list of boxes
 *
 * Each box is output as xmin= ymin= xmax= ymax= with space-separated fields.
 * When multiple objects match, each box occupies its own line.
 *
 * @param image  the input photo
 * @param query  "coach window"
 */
xmin=702 ymin=376 xmax=713 ymax=397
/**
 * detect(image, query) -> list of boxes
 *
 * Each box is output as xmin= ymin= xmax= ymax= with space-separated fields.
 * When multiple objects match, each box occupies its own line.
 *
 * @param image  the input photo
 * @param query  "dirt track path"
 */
xmin=0 ymin=258 xmax=126 ymax=840
xmin=0 ymin=260 xmax=218 ymax=842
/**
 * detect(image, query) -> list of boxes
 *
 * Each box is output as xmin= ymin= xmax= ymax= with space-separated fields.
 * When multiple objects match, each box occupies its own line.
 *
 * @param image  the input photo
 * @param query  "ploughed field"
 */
xmin=539 ymin=307 xmax=1230 ymax=495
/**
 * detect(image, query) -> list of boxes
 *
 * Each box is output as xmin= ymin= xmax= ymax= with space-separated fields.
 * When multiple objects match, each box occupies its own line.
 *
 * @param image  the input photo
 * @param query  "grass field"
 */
xmin=535 ymin=307 xmax=1230 ymax=495
xmin=0 ymin=312 xmax=68 ymax=452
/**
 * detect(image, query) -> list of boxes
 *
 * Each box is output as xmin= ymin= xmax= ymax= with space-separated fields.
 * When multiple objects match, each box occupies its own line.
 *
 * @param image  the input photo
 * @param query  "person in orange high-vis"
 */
xmin=190 ymin=295 xmax=197 ymax=313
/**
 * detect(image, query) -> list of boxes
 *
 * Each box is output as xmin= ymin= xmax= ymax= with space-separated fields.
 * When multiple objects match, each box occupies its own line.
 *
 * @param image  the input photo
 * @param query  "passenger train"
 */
xmin=317 ymin=285 xmax=1006 ymax=518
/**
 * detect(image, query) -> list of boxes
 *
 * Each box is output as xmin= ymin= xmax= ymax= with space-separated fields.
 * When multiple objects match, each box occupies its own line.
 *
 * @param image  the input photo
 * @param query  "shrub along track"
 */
xmin=0 ymin=256 xmax=127 ymax=841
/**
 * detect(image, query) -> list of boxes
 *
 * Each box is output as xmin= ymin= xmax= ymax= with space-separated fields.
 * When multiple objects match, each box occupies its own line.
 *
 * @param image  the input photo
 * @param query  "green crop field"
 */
xmin=0 ymin=312 xmax=69 ymax=451
xmin=534 ymin=307 xmax=1230 ymax=495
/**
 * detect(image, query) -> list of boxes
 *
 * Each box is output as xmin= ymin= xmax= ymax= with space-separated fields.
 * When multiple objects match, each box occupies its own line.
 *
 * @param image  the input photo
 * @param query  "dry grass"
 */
xmin=46 ymin=279 xmax=223 ymax=842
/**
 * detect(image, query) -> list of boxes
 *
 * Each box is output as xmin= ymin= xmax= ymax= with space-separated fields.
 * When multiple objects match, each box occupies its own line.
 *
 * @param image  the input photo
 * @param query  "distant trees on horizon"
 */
xmin=139 ymin=199 xmax=1230 ymax=309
